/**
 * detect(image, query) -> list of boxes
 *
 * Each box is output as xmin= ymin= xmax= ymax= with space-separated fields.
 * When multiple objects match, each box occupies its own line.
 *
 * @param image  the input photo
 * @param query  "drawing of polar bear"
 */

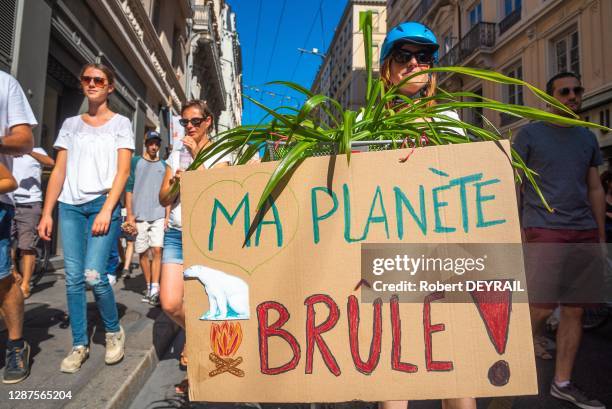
xmin=184 ymin=265 xmax=250 ymax=320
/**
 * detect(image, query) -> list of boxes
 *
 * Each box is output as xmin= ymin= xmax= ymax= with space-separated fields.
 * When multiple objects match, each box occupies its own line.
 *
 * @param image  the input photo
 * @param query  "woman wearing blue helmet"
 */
xmin=378 ymin=22 xmax=476 ymax=409
xmin=379 ymin=21 xmax=440 ymax=102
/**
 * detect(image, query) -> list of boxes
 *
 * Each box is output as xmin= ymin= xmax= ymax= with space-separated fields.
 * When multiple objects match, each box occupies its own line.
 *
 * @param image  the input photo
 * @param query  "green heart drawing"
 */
xmin=187 ymin=172 xmax=300 ymax=275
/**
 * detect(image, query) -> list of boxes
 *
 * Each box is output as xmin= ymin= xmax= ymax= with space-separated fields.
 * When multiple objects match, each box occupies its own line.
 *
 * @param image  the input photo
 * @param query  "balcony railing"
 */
xmin=500 ymin=112 xmax=520 ymax=127
xmin=192 ymin=3 xmax=226 ymax=110
xmin=410 ymin=0 xmax=431 ymax=21
xmin=193 ymin=4 xmax=213 ymax=38
xmin=498 ymin=7 xmax=521 ymax=36
xmin=438 ymin=22 xmax=495 ymax=67
xmin=410 ymin=0 xmax=450 ymax=22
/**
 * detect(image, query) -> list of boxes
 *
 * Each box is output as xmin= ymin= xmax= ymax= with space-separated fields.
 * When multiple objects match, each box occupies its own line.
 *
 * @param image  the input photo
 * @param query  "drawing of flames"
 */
xmin=209 ymin=322 xmax=245 ymax=377
xmin=211 ymin=322 xmax=243 ymax=357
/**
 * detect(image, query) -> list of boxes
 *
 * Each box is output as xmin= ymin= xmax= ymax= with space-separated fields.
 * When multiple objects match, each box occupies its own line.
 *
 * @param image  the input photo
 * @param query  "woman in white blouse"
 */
xmin=38 ymin=63 xmax=134 ymax=374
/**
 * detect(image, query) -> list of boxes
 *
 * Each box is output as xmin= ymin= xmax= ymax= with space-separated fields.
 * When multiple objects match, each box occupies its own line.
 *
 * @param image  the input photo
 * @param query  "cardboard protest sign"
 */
xmin=181 ymin=140 xmax=537 ymax=402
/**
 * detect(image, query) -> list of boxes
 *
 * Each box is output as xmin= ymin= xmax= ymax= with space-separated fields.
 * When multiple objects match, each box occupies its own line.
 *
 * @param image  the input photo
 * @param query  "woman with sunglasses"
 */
xmin=378 ymin=22 xmax=476 ymax=409
xmin=158 ymin=100 xmax=229 ymax=393
xmin=38 ymin=63 xmax=134 ymax=373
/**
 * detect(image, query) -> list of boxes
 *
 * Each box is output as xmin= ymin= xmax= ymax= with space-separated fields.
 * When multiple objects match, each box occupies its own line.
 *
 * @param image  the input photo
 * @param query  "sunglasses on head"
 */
xmin=179 ymin=117 xmax=208 ymax=127
xmin=80 ymin=76 xmax=107 ymax=88
xmin=392 ymin=49 xmax=434 ymax=65
xmin=558 ymin=86 xmax=584 ymax=97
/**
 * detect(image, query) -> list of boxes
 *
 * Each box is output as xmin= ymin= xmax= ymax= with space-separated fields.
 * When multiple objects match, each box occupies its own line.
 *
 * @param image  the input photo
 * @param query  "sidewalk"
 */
xmin=0 ymin=266 xmax=179 ymax=409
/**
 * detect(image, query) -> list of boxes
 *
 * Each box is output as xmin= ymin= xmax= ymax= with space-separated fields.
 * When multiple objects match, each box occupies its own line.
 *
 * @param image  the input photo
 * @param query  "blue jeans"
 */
xmin=59 ymin=195 xmax=121 ymax=346
xmin=0 ymin=203 xmax=14 ymax=280
xmin=106 ymin=222 xmax=121 ymax=274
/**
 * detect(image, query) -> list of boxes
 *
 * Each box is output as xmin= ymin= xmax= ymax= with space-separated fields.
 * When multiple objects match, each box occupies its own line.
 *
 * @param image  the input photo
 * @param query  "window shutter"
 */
xmin=0 ymin=0 xmax=17 ymax=72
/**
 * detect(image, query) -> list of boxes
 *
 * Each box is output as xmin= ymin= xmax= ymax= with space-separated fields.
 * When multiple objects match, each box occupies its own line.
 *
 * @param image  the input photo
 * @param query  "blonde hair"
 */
xmin=380 ymin=58 xmax=437 ymax=109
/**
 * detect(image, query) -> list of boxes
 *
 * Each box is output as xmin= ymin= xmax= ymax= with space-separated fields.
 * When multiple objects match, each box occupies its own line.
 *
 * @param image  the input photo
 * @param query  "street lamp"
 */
xmin=297 ymin=47 xmax=326 ymax=58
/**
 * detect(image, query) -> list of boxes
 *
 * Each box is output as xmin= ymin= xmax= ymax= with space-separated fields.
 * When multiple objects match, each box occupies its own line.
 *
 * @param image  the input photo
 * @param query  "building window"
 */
xmin=505 ymin=64 xmax=524 ymax=105
xmin=504 ymin=0 xmax=521 ymax=16
xmin=371 ymin=11 xmax=380 ymax=32
xmin=466 ymin=87 xmax=484 ymax=128
xmin=501 ymin=63 xmax=523 ymax=125
xmin=442 ymin=31 xmax=453 ymax=56
xmin=151 ymin=0 xmax=161 ymax=34
xmin=499 ymin=0 xmax=521 ymax=34
xmin=373 ymin=43 xmax=379 ymax=67
xmin=172 ymin=28 xmax=184 ymax=73
xmin=553 ymin=29 xmax=580 ymax=75
xmin=601 ymin=109 xmax=610 ymax=131
xmin=469 ymin=2 xmax=482 ymax=28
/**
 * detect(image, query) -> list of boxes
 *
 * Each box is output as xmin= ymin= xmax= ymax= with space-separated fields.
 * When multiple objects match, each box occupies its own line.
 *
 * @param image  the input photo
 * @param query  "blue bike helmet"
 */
xmin=380 ymin=22 xmax=439 ymax=65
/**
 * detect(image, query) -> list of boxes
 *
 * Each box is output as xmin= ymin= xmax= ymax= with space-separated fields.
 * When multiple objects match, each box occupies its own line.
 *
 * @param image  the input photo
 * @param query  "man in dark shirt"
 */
xmin=513 ymin=72 xmax=605 ymax=409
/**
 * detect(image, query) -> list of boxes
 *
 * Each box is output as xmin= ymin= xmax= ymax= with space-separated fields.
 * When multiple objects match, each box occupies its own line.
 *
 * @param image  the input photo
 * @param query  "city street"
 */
xmin=0 ymin=264 xmax=178 ymax=409
xmin=1 ymin=0 xmax=611 ymax=408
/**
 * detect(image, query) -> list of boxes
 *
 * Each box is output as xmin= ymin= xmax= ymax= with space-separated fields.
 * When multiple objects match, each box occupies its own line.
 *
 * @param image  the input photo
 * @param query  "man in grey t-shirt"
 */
xmin=125 ymin=131 xmax=168 ymax=306
xmin=513 ymin=72 xmax=605 ymax=409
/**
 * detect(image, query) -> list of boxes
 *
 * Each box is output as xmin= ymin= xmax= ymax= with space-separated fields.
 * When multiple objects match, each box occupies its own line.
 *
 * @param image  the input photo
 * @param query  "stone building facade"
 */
xmin=218 ymin=3 xmax=242 ymax=133
xmin=387 ymin=0 xmax=612 ymax=163
xmin=311 ymin=0 xmax=387 ymax=118
xmin=1 ymin=0 xmax=243 ymax=252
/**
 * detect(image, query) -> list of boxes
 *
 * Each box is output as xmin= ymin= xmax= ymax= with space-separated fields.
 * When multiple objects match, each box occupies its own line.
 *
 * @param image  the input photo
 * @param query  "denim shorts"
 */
xmin=162 ymin=227 xmax=183 ymax=265
xmin=0 ymin=203 xmax=15 ymax=280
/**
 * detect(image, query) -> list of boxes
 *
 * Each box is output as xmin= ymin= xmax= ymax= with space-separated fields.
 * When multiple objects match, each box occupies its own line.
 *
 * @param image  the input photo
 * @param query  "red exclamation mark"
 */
xmin=469 ymin=280 xmax=513 ymax=386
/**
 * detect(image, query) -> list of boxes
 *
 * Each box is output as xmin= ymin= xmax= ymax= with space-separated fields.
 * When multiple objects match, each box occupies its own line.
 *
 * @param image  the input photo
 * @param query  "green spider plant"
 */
xmin=186 ymin=11 xmax=610 ymax=211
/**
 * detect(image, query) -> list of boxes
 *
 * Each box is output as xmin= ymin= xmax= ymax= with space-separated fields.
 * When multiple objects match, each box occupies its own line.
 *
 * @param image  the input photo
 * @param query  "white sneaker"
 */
xmin=108 ymin=274 xmax=117 ymax=286
xmin=105 ymin=326 xmax=125 ymax=364
xmin=60 ymin=346 xmax=89 ymax=373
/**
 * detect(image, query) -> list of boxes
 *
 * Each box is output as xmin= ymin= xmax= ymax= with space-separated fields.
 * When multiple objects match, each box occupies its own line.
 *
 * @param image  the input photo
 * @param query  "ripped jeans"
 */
xmin=59 ymin=195 xmax=121 ymax=346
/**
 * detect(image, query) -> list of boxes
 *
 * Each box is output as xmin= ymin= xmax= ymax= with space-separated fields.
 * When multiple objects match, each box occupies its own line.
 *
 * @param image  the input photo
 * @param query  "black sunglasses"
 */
xmin=392 ymin=49 xmax=434 ymax=65
xmin=558 ymin=86 xmax=584 ymax=97
xmin=179 ymin=117 xmax=208 ymax=127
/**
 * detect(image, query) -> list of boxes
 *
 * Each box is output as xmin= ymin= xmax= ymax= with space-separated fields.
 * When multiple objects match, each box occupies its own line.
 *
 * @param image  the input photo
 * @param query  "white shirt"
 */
xmin=433 ymin=109 xmax=465 ymax=136
xmin=0 ymin=71 xmax=38 ymax=205
xmin=53 ymin=114 xmax=135 ymax=205
xmin=166 ymin=147 xmax=229 ymax=230
xmin=355 ymin=108 xmax=464 ymax=137
xmin=12 ymin=147 xmax=47 ymax=204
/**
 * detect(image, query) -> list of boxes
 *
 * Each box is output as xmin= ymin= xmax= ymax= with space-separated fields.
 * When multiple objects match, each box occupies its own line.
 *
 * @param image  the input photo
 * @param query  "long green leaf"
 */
xmin=359 ymin=10 xmax=373 ymax=102
xmin=267 ymin=80 xmax=341 ymax=127
xmin=256 ymin=140 xmax=316 ymax=210
xmin=341 ymin=110 xmax=357 ymax=163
